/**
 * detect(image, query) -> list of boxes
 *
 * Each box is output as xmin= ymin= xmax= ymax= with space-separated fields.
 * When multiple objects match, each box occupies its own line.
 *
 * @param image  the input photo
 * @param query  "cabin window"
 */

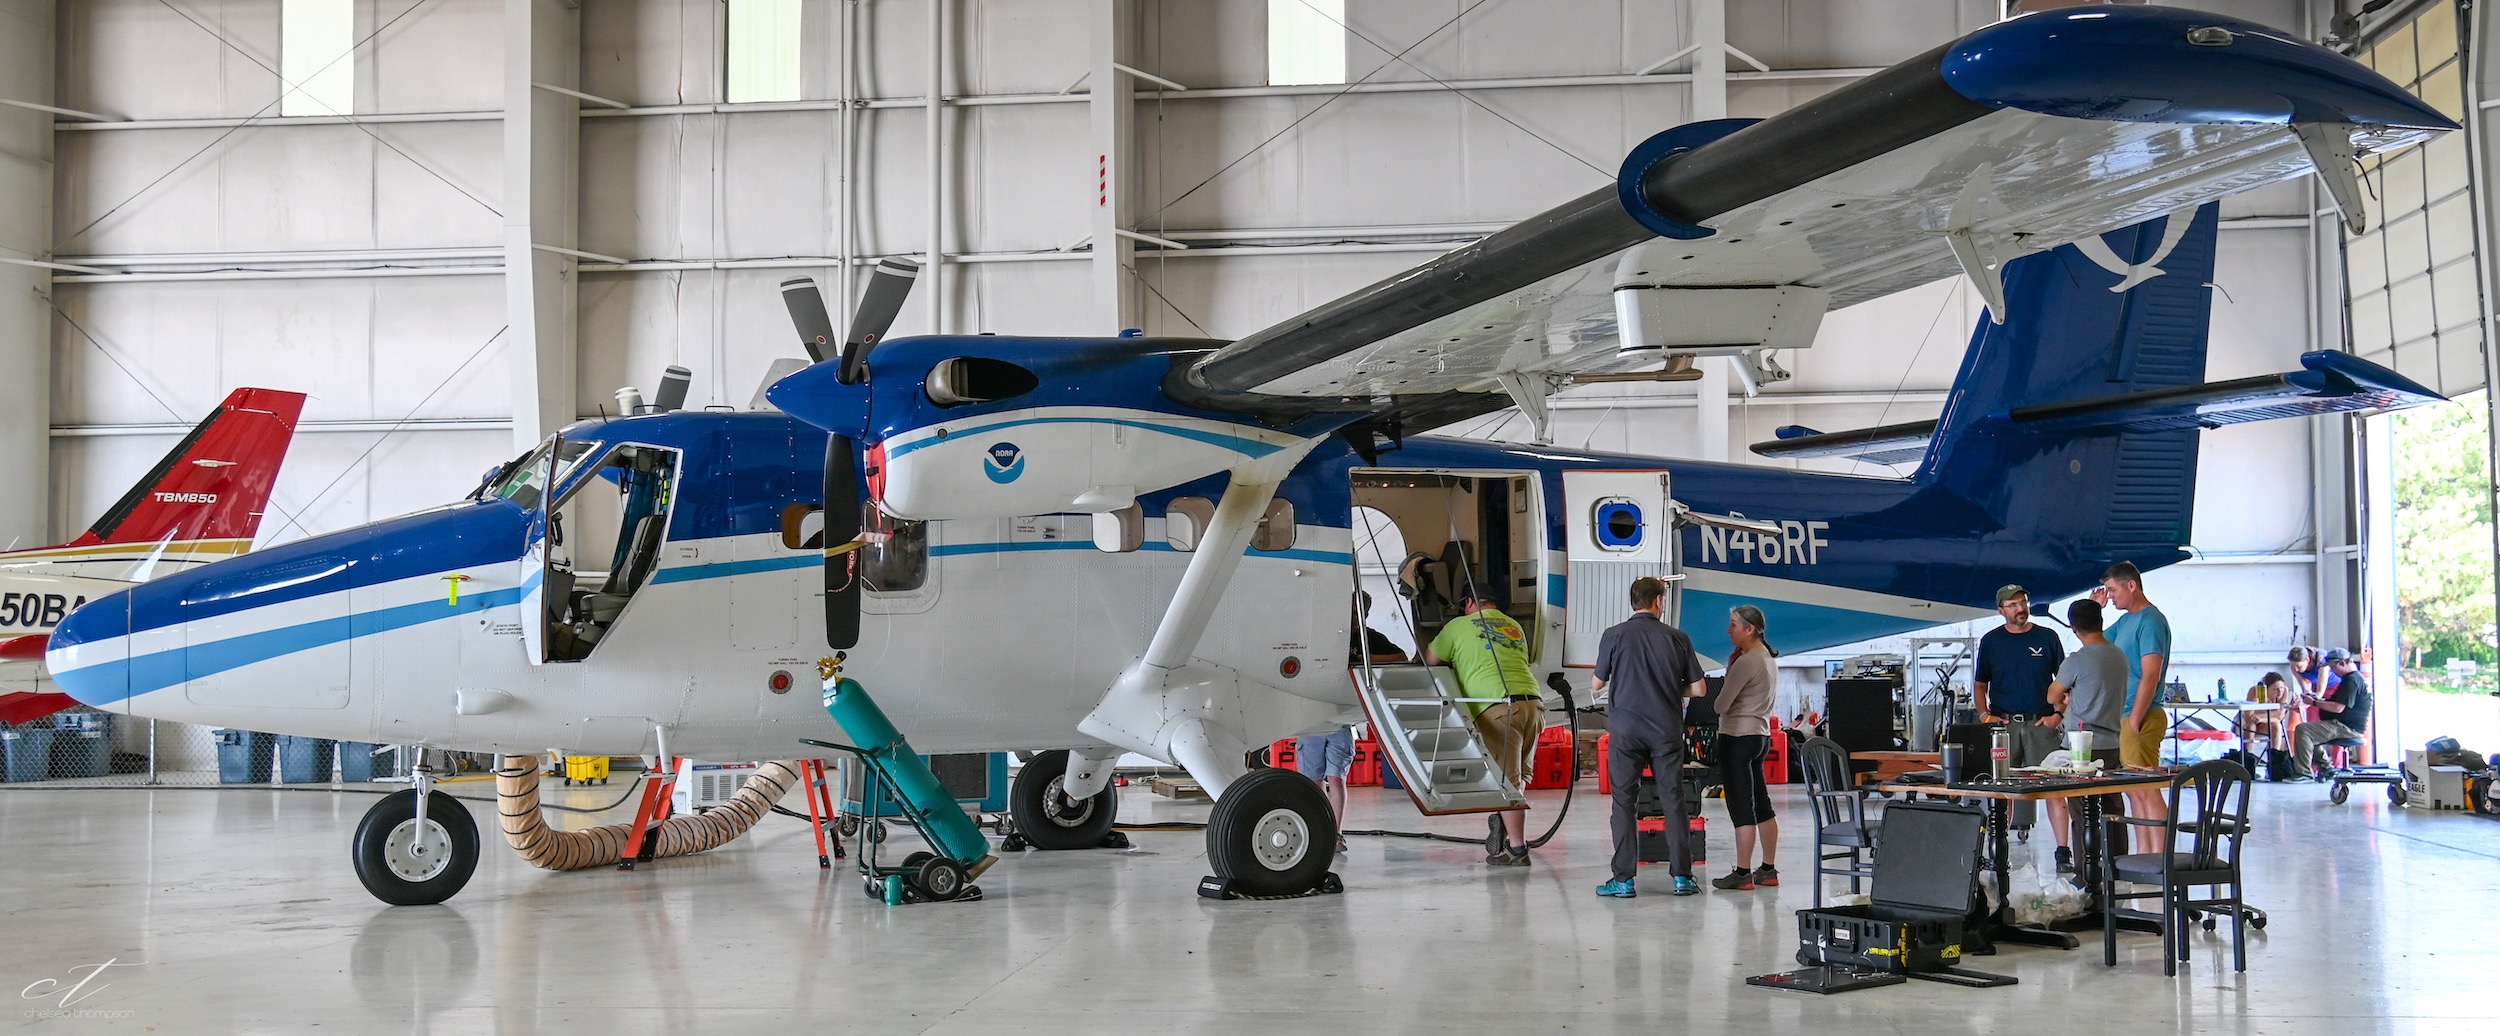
xmin=861 ymin=504 xmax=928 ymax=592
xmin=926 ymin=357 xmax=1041 ymax=407
xmin=1253 ymin=499 xmax=1297 ymax=552
xmin=1165 ymin=497 xmax=1215 ymax=551
xmin=781 ymin=504 xmax=825 ymax=550
xmin=1094 ymin=503 xmax=1144 ymax=553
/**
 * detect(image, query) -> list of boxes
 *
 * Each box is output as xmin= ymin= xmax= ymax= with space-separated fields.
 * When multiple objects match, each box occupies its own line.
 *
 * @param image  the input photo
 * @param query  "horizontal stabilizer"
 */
xmin=2004 ymin=351 xmax=2444 ymax=433
xmin=1747 ymin=352 xmax=2441 ymax=464
xmin=1751 ymin=420 xmax=1938 ymax=466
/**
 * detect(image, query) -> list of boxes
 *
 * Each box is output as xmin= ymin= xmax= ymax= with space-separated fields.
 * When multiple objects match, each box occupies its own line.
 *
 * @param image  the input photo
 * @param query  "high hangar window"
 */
xmin=728 ymin=0 xmax=803 ymax=103
xmin=281 ymin=0 xmax=356 ymax=116
xmin=2342 ymin=1 xmax=2481 ymax=395
xmin=1268 ymin=0 xmax=1346 ymax=86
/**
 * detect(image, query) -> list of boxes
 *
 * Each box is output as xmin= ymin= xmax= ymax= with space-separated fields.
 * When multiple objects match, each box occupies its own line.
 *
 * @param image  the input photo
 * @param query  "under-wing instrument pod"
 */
xmin=0 ymin=388 xmax=306 ymax=724
xmin=48 ymin=8 xmax=2456 ymax=904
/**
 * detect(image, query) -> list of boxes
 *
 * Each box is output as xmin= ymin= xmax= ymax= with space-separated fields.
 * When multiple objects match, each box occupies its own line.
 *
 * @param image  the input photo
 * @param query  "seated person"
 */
xmin=2291 ymin=649 xmax=2372 ymax=779
xmin=1351 ymin=590 xmax=1408 ymax=666
xmin=2240 ymin=672 xmax=2292 ymax=755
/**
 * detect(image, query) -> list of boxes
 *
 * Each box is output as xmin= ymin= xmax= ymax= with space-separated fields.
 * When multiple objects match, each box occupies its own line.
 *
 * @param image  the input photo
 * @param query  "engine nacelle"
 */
xmin=871 ymin=408 xmax=1308 ymax=521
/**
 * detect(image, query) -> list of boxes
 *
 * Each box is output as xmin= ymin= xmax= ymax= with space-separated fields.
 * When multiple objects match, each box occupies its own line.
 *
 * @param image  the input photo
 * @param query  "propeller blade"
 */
xmin=823 ymin=434 xmax=864 ymax=649
xmin=779 ymin=277 xmax=839 ymax=364
xmin=651 ymin=365 xmax=692 ymax=412
xmin=839 ymin=257 xmax=920 ymax=384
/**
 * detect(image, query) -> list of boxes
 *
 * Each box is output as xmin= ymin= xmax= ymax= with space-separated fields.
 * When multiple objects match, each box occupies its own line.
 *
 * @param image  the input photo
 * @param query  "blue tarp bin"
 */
xmin=277 ymin=736 xmax=335 ymax=784
xmin=3 ymin=728 xmax=55 ymax=783
xmin=337 ymin=742 xmax=386 ymax=782
xmin=51 ymin=730 xmax=108 ymax=779
xmin=216 ymin=729 xmax=273 ymax=784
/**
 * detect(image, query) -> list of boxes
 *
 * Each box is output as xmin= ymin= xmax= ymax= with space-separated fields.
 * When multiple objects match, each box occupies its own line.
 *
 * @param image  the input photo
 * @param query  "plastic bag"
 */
xmin=2005 ymin=863 xmax=2089 ymax=925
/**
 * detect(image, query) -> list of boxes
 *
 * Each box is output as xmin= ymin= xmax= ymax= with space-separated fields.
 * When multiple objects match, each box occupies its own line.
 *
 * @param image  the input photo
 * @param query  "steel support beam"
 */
xmin=502 ymin=0 xmax=581 ymax=453
xmin=1086 ymin=0 xmax=1138 ymax=333
xmin=1689 ymin=0 xmax=1730 ymax=461
xmin=0 ymin=0 xmax=54 ymax=544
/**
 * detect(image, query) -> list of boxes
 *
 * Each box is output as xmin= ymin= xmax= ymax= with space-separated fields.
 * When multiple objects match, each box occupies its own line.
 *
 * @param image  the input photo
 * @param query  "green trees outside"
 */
xmin=2392 ymin=395 xmax=2497 ymax=690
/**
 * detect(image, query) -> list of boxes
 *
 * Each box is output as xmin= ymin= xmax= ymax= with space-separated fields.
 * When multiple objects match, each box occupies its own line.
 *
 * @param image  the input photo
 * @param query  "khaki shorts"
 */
xmin=1475 ymin=700 xmax=1543 ymax=788
xmin=2120 ymin=706 xmax=2169 ymax=769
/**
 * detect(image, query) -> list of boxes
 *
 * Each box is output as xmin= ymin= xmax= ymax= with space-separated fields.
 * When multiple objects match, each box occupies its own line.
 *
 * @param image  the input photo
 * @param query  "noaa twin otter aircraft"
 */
xmin=46 ymin=9 xmax=2456 ymax=904
xmin=0 ymin=388 xmax=305 ymax=724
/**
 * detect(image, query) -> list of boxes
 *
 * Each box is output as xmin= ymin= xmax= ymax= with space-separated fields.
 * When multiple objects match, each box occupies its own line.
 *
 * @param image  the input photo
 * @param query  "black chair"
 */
xmin=1799 ymin=736 xmax=1878 ymax=906
xmin=2102 ymin=760 xmax=2254 ymax=975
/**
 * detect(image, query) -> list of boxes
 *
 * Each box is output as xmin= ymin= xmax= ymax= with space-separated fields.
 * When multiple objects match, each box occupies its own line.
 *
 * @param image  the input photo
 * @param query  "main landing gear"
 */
xmin=1002 ymin=750 xmax=1128 ymax=852
xmin=352 ymin=763 xmax=481 ymax=906
xmin=1200 ymin=768 xmax=1341 ymax=900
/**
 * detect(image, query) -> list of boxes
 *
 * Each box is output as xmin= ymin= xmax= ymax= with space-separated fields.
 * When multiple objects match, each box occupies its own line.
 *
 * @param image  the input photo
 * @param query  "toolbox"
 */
xmin=1794 ymin=801 xmax=1984 ymax=974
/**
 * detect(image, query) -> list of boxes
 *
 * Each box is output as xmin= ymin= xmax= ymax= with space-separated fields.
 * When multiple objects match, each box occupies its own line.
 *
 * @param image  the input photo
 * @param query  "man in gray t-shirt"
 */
xmin=2043 ymin=599 xmax=2126 ymax=872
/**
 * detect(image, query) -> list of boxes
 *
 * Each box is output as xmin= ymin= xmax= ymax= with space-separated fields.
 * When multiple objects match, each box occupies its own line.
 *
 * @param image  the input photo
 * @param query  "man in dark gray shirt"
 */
xmin=1591 ymin=576 xmax=1706 ymax=898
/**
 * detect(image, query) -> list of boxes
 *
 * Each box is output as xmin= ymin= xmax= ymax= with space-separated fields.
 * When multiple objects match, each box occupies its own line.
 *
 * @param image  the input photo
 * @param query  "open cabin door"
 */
xmin=1562 ymin=470 xmax=1675 ymax=666
xmin=1348 ymin=470 xmax=1534 ymax=817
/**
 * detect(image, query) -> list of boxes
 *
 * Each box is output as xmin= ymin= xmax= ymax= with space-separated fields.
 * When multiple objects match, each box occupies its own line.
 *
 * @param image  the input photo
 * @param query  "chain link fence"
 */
xmin=1 ymin=708 xmax=411 ymax=788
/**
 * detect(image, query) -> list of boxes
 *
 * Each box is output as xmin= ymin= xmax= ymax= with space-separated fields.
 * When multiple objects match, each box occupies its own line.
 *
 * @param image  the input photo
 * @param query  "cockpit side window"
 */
xmin=486 ymin=438 xmax=601 ymax=510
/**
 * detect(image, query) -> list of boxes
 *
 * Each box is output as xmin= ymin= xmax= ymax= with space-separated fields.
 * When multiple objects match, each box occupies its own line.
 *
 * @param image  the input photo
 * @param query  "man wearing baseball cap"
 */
xmin=2290 ymin=649 xmax=2373 ymax=779
xmin=1974 ymin=584 xmax=2066 ymax=837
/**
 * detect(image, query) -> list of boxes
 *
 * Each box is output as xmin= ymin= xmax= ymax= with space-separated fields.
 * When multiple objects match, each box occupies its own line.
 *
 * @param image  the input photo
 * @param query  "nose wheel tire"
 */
xmin=352 ymin=790 xmax=481 ymax=906
xmin=1008 ymin=750 xmax=1120 ymax=850
xmin=1205 ymin=768 xmax=1338 ymax=897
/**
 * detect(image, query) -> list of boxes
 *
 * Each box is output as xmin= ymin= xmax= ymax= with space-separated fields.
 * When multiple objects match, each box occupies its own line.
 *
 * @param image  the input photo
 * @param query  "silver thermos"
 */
xmin=1990 ymin=726 xmax=2011 ymax=779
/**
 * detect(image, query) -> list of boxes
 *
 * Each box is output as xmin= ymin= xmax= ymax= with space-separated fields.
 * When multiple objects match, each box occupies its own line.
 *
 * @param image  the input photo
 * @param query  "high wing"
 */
xmin=1750 ymin=351 xmax=2444 ymax=468
xmin=1181 ymin=8 xmax=2453 ymax=421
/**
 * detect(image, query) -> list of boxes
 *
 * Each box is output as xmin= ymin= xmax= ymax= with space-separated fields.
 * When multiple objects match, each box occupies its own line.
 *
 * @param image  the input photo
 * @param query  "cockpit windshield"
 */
xmin=481 ymin=439 xmax=602 ymax=510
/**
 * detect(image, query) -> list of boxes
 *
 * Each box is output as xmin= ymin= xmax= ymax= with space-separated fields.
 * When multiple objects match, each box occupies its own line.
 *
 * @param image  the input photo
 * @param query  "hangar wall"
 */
xmin=33 ymin=0 xmax=2345 ymax=699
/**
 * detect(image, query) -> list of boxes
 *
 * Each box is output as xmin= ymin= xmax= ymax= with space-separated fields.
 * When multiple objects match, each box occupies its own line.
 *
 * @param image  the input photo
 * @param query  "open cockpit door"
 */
xmin=1351 ymin=663 xmax=1531 ymax=816
xmin=1561 ymin=470 xmax=1674 ymax=666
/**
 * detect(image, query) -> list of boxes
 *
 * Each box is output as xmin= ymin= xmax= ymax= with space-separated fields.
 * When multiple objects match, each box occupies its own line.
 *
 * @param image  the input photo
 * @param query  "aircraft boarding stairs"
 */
xmin=1354 ymin=663 xmax=1532 ymax=815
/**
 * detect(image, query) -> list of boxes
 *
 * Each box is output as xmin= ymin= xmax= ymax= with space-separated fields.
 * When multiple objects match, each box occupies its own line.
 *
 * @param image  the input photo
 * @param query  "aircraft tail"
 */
xmin=1753 ymin=203 xmax=2439 ymax=582
xmin=31 ymin=388 xmax=308 ymax=564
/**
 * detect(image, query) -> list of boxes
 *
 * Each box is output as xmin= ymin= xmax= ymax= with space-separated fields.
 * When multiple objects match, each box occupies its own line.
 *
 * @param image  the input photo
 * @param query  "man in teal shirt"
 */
xmin=1425 ymin=584 xmax=1542 ymax=866
xmin=2100 ymin=560 xmax=2172 ymax=849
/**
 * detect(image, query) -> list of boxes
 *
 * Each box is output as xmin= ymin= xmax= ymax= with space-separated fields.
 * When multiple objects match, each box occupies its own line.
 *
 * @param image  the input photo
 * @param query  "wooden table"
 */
xmin=1854 ymin=751 xmax=1941 ymax=783
xmin=1877 ymin=771 xmax=2177 ymax=950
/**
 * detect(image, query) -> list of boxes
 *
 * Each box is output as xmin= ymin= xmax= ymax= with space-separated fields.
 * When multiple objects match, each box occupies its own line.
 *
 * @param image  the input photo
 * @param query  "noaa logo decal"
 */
xmin=983 ymin=442 xmax=1025 ymax=484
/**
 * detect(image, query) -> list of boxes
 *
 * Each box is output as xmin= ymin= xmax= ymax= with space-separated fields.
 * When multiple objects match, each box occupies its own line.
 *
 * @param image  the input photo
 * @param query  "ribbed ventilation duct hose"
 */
xmin=495 ymin=756 xmax=805 ymax=871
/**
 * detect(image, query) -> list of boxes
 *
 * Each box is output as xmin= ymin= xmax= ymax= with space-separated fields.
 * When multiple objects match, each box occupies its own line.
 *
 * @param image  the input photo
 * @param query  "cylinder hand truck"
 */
xmin=800 ymin=654 xmax=1000 ymax=905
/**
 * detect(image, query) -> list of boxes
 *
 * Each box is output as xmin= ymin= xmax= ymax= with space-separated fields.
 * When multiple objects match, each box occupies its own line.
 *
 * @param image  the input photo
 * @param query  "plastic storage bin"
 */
xmin=4 ymin=727 xmax=56 ymax=783
xmin=337 ymin=742 xmax=386 ymax=783
xmin=277 ymin=736 xmax=336 ymax=783
xmin=216 ymin=729 xmax=274 ymax=784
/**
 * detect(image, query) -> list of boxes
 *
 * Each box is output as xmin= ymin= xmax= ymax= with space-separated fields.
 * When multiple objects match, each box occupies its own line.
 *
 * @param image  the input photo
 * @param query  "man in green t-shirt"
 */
xmin=1424 ymin=585 xmax=1542 ymax=866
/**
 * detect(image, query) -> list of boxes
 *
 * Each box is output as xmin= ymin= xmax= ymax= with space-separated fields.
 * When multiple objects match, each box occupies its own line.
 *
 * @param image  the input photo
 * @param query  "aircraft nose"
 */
xmin=46 ymin=584 xmax=151 ymax=709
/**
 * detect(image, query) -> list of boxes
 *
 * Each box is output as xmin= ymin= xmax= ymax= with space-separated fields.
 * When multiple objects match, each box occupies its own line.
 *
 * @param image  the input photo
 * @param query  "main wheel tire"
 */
xmin=917 ymin=857 xmax=969 ymax=902
xmin=1009 ymin=750 xmax=1119 ymax=850
xmin=2330 ymin=782 xmax=2350 ymax=805
xmin=352 ymin=790 xmax=481 ymax=906
xmin=1205 ymin=768 xmax=1338 ymax=897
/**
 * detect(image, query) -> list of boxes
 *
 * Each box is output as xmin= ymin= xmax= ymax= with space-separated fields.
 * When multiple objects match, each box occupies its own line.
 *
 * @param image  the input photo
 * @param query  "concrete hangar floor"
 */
xmin=0 ymin=780 xmax=2488 ymax=1033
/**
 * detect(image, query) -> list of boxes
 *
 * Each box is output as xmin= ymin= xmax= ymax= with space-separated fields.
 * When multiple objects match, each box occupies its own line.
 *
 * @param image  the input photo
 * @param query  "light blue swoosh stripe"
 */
xmin=932 ymin=540 xmax=1352 ymax=565
xmin=61 ymin=573 xmax=543 ymax=707
xmin=884 ymin=417 xmax=1285 ymax=461
xmin=648 ymin=554 xmax=820 ymax=583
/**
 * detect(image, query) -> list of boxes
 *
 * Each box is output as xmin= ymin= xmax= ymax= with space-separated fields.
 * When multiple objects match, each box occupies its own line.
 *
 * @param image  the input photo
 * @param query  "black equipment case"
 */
xmin=1795 ymin=801 xmax=1985 ymax=973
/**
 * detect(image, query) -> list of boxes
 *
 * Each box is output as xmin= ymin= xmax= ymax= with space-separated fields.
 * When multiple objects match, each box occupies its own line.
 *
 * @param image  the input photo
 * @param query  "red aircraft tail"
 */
xmin=59 ymin=387 xmax=308 ymax=557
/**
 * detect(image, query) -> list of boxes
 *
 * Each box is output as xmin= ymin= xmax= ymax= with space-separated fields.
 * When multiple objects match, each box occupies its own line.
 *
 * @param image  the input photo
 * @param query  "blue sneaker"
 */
xmin=1595 ymin=879 xmax=1636 ymax=898
xmin=1671 ymin=875 xmax=1701 ymax=896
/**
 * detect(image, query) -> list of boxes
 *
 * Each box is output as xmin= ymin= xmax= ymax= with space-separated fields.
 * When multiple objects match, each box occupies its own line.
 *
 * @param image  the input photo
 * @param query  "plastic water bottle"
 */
xmin=2216 ymin=678 xmax=2228 ymax=702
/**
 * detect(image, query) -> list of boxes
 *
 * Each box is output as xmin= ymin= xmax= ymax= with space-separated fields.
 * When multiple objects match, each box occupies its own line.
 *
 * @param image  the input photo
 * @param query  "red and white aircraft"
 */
xmin=0 ymin=388 xmax=306 ymax=723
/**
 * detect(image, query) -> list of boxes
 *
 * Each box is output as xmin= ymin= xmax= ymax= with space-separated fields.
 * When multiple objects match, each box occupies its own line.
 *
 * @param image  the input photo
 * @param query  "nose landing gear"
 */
xmin=352 ymin=762 xmax=481 ymax=906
